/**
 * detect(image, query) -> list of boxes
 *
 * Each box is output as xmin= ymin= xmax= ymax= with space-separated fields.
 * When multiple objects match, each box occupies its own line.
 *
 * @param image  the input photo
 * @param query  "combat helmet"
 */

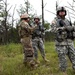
xmin=20 ymin=13 xmax=29 ymax=19
xmin=34 ymin=16 xmax=40 ymax=21
xmin=56 ymin=6 xmax=67 ymax=16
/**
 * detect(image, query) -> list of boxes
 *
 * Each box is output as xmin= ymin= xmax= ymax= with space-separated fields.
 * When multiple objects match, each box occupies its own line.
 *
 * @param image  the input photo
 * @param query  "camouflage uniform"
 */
xmin=32 ymin=21 xmax=47 ymax=63
xmin=51 ymin=7 xmax=75 ymax=72
xmin=18 ymin=13 xmax=37 ymax=67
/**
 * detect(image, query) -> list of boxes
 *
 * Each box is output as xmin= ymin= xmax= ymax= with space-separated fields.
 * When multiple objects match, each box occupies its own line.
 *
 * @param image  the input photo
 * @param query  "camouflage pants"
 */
xmin=20 ymin=37 xmax=34 ymax=63
xmin=56 ymin=43 xmax=75 ymax=71
xmin=32 ymin=37 xmax=45 ymax=60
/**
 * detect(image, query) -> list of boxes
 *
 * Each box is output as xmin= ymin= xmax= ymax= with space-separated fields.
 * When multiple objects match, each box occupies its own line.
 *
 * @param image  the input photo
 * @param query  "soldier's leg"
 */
xmin=32 ymin=40 xmax=38 ymax=60
xmin=20 ymin=38 xmax=27 ymax=64
xmin=38 ymin=38 xmax=49 ymax=62
xmin=38 ymin=38 xmax=45 ymax=57
xmin=32 ymin=39 xmax=40 ymax=64
xmin=68 ymin=43 xmax=75 ymax=70
xmin=26 ymin=39 xmax=37 ymax=68
xmin=21 ymin=38 xmax=35 ymax=67
xmin=56 ymin=45 xmax=68 ymax=72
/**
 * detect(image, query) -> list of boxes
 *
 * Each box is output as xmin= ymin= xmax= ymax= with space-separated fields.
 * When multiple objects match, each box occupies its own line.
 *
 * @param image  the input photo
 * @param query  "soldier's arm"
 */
xmin=21 ymin=21 xmax=37 ymax=33
xmin=18 ymin=23 xmax=22 ymax=37
xmin=51 ymin=19 xmax=66 ymax=33
xmin=40 ymin=25 xmax=45 ymax=32
xmin=51 ymin=20 xmax=58 ymax=33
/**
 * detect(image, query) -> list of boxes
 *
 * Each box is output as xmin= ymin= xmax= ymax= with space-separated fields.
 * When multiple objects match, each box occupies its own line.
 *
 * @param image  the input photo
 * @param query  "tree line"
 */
xmin=0 ymin=0 xmax=51 ymax=45
xmin=0 ymin=0 xmax=75 ymax=44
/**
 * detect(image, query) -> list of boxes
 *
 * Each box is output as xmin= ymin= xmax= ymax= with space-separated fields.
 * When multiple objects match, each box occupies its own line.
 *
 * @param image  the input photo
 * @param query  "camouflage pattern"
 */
xmin=32 ymin=37 xmax=45 ymax=59
xmin=32 ymin=22 xmax=46 ymax=60
xmin=51 ymin=17 xmax=75 ymax=71
xmin=18 ymin=20 xmax=37 ymax=65
xmin=56 ymin=7 xmax=66 ymax=16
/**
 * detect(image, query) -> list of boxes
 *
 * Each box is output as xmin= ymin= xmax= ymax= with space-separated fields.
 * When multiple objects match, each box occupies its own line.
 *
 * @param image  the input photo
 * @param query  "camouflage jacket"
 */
xmin=32 ymin=22 xmax=45 ymax=39
xmin=51 ymin=17 xmax=74 ymax=45
xmin=18 ymin=20 xmax=37 ymax=38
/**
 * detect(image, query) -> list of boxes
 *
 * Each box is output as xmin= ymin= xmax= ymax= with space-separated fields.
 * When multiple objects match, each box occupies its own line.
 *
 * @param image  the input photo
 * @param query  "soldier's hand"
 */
xmin=61 ymin=27 xmax=66 ymax=30
xmin=34 ymin=25 xmax=37 ymax=28
xmin=57 ymin=27 xmax=66 ymax=31
xmin=66 ymin=26 xmax=74 ymax=31
xmin=32 ymin=24 xmax=37 ymax=29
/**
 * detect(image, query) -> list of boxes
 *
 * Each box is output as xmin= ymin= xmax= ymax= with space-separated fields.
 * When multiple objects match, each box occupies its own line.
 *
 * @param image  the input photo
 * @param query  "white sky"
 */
xmin=7 ymin=0 xmax=75 ymax=23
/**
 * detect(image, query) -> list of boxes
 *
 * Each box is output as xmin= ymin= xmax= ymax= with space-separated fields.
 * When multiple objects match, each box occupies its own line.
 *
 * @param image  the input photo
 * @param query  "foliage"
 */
xmin=0 ymin=0 xmax=12 ymax=44
xmin=44 ymin=22 xmax=50 ymax=30
xmin=17 ymin=0 xmax=34 ymax=15
xmin=45 ymin=32 xmax=55 ymax=41
xmin=0 ymin=42 xmax=75 ymax=75
xmin=8 ymin=27 xmax=20 ymax=43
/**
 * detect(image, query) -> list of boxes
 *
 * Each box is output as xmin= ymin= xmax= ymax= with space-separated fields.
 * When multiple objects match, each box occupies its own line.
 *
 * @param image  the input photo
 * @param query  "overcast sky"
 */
xmin=7 ymin=0 xmax=75 ymax=23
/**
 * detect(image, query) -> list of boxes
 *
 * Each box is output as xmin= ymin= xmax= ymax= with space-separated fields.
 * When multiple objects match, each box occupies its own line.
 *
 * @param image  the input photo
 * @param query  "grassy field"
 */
xmin=0 ymin=42 xmax=75 ymax=75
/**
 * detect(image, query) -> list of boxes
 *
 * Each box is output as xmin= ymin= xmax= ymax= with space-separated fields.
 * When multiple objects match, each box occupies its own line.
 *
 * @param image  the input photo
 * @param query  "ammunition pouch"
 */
xmin=32 ymin=32 xmax=42 ymax=39
xmin=73 ymin=31 xmax=75 ymax=38
xmin=24 ymin=48 xmax=33 ymax=57
xmin=66 ymin=26 xmax=75 ymax=40
xmin=66 ymin=31 xmax=74 ymax=40
xmin=57 ymin=19 xmax=75 ymax=40
xmin=56 ymin=29 xmax=67 ymax=42
xmin=56 ymin=37 xmax=64 ymax=42
xmin=72 ymin=26 xmax=75 ymax=38
xmin=66 ymin=26 xmax=74 ymax=32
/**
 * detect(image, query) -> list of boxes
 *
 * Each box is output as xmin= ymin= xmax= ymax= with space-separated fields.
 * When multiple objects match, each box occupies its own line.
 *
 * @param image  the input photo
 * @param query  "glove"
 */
xmin=57 ymin=27 xmax=66 ymax=31
xmin=33 ymin=24 xmax=37 ymax=29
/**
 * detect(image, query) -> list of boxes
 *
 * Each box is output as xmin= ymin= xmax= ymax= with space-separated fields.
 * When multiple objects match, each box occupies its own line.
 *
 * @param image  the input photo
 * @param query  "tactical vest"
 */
xmin=32 ymin=23 xmax=43 ymax=38
xmin=55 ymin=17 xmax=73 ymax=42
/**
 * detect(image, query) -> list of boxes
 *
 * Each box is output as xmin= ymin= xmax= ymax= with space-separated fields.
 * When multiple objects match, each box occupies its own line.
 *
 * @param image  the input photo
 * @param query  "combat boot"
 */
xmin=35 ymin=59 xmax=40 ymax=64
xmin=62 ymin=72 xmax=67 ymax=75
xmin=29 ymin=60 xmax=39 ymax=70
xmin=43 ymin=57 xmax=49 ymax=62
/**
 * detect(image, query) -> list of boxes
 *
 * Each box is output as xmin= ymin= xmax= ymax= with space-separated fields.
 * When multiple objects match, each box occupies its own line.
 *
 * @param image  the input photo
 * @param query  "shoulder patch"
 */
xmin=51 ymin=20 xmax=56 ymax=25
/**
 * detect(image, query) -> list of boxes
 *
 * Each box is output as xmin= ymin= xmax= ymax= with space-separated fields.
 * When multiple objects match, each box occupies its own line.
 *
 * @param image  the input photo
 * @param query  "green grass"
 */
xmin=0 ymin=42 xmax=75 ymax=75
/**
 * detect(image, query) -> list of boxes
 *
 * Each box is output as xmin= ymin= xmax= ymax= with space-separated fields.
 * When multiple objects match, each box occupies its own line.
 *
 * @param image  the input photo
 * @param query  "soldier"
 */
xmin=51 ymin=6 xmax=75 ymax=74
xmin=32 ymin=16 xmax=49 ymax=64
xmin=18 ymin=13 xmax=37 ymax=68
